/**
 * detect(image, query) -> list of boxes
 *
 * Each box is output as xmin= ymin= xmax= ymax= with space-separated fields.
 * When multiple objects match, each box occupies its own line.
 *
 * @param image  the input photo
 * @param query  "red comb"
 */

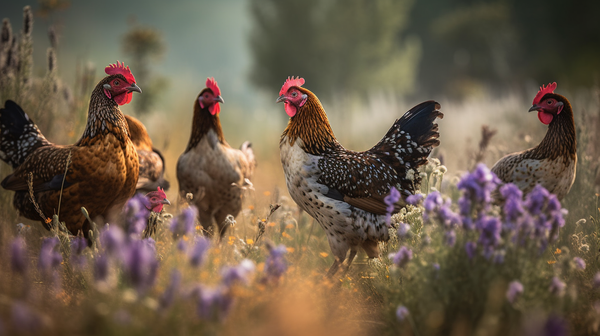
xmin=532 ymin=82 xmax=557 ymax=105
xmin=279 ymin=76 xmax=305 ymax=96
xmin=206 ymin=77 xmax=221 ymax=96
xmin=105 ymin=61 xmax=136 ymax=83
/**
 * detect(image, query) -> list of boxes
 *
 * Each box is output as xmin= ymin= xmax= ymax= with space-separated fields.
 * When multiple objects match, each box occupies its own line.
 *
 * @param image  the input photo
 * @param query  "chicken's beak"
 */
xmin=528 ymin=104 xmax=542 ymax=112
xmin=276 ymin=95 xmax=287 ymax=103
xmin=126 ymin=83 xmax=142 ymax=94
xmin=162 ymin=198 xmax=171 ymax=206
xmin=214 ymin=95 xmax=224 ymax=104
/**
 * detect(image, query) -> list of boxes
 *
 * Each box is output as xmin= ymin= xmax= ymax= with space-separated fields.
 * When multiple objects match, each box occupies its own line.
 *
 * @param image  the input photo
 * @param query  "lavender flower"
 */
xmin=594 ymin=272 xmax=600 ymax=288
xmin=70 ymin=236 xmax=87 ymax=269
xmin=506 ymin=280 xmax=523 ymax=304
xmin=477 ymin=216 xmax=502 ymax=259
xmin=170 ymin=206 xmax=198 ymax=239
xmin=457 ymin=163 xmax=500 ymax=206
xmin=549 ymin=276 xmax=566 ymax=297
xmin=424 ymin=191 xmax=443 ymax=212
xmin=465 ymin=241 xmax=476 ymax=260
xmin=264 ymin=244 xmax=288 ymax=282
xmin=190 ymin=236 xmax=211 ymax=267
xmin=500 ymin=183 xmax=524 ymax=227
xmin=406 ymin=193 xmax=423 ymax=205
xmin=38 ymin=237 xmax=61 ymax=273
xmin=524 ymin=184 xmax=550 ymax=215
xmin=389 ymin=246 xmax=413 ymax=268
xmin=94 ymin=254 xmax=110 ymax=283
xmin=221 ymin=259 xmax=256 ymax=287
xmin=543 ymin=314 xmax=568 ymax=336
xmin=159 ymin=270 xmax=182 ymax=311
xmin=396 ymin=305 xmax=410 ymax=322
xmin=573 ymin=257 xmax=586 ymax=270
xmin=384 ymin=187 xmax=401 ymax=226
xmin=100 ymin=225 xmax=125 ymax=256
xmin=122 ymin=240 xmax=159 ymax=295
xmin=10 ymin=237 xmax=27 ymax=275
xmin=124 ymin=193 xmax=151 ymax=235
xmin=11 ymin=302 xmax=41 ymax=333
xmin=397 ymin=223 xmax=410 ymax=238
xmin=195 ymin=285 xmax=234 ymax=321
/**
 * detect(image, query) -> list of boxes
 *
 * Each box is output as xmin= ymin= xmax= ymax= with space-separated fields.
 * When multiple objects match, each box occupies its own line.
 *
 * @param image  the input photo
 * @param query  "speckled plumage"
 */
xmin=125 ymin=115 xmax=170 ymax=193
xmin=278 ymin=84 xmax=442 ymax=276
xmin=177 ymin=88 xmax=255 ymax=237
xmin=0 ymin=75 xmax=140 ymax=238
xmin=491 ymin=92 xmax=576 ymax=200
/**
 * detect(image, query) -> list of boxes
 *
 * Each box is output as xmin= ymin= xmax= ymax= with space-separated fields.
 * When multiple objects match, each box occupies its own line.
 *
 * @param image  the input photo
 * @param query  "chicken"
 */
xmin=142 ymin=186 xmax=170 ymax=239
xmin=276 ymin=77 xmax=443 ymax=276
xmin=125 ymin=114 xmax=170 ymax=193
xmin=0 ymin=61 xmax=141 ymax=239
xmin=491 ymin=83 xmax=576 ymax=200
xmin=177 ymin=77 xmax=256 ymax=238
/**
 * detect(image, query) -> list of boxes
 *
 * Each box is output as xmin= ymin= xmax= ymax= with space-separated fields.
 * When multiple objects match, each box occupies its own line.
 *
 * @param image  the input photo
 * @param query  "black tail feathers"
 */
xmin=0 ymin=100 xmax=50 ymax=168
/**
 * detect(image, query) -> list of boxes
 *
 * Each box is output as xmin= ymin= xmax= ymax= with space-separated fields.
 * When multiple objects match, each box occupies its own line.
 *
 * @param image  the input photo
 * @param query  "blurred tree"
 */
xmin=121 ymin=24 xmax=166 ymax=115
xmin=249 ymin=0 xmax=420 ymax=99
xmin=406 ymin=0 xmax=600 ymax=97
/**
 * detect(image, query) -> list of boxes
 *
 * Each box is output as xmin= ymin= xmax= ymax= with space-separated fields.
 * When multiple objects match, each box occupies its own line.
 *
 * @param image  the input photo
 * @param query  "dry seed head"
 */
xmin=48 ymin=25 xmax=57 ymax=49
xmin=47 ymin=47 xmax=56 ymax=73
xmin=22 ymin=6 xmax=33 ymax=36
xmin=1 ymin=19 xmax=11 ymax=46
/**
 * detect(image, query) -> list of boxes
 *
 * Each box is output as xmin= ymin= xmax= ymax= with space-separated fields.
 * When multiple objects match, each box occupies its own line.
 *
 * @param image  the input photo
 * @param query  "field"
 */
xmin=2 ymin=4 xmax=600 ymax=336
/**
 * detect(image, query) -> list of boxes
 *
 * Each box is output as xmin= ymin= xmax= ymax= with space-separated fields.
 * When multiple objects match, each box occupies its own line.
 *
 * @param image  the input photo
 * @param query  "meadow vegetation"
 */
xmin=1 ymin=5 xmax=600 ymax=336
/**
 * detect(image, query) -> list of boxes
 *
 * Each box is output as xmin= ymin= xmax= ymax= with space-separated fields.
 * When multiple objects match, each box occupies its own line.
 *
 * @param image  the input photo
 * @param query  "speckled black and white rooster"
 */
xmin=277 ymin=77 xmax=443 ymax=276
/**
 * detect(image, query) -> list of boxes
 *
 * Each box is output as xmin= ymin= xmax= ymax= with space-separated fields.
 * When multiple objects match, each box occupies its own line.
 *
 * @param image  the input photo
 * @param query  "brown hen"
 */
xmin=491 ymin=83 xmax=576 ymax=200
xmin=177 ymin=78 xmax=255 ymax=238
xmin=0 ymin=62 xmax=141 ymax=239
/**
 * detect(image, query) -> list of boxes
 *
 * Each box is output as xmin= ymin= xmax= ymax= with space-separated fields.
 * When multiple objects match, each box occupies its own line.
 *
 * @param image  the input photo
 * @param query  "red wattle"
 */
xmin=209 ymin=104 xmax=220 ymax=115
xmin=285 ymin=103 xmax=297 ymax=117
xmin=537 ymin=111 xmax=553 ymax=125
xmin=114 ymin=92 xmax=133 ymax=105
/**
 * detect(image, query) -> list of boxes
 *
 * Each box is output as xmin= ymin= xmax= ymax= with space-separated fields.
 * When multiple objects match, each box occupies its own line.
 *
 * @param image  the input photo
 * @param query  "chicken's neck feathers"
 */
xmin=186 ymin=104 xmax=226 ymax=152
xmin=77 ymin=82 xmax=130 ymax=146
xmin=529 ymin=99 xmax=576 ymax=161
xmin=281 ymin=91 xmax=339 ymax=155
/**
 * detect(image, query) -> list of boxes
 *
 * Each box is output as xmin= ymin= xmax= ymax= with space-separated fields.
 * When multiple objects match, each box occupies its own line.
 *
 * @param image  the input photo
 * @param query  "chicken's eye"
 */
xmin=547 ymin=99 xmax=553 ymax=105
xmin=292 ymin=92 xmax=298 ymax=98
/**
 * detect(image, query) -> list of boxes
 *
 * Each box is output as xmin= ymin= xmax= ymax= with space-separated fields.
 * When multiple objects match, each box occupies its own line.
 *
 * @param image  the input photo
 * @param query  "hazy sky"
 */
xmin=3 ymin=0 xmax=261 ymax=110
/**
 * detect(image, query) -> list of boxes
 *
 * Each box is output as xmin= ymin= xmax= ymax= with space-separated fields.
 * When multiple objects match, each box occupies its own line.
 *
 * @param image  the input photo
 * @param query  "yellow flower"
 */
xmin=268 ymin=222 xmax=277 ymax=227
xmin=319 ymin=252 xmax=329 ymax=258
xmin=228 ymin=236 xmax=236 ymax=245
xmin=263 ymin=191 xmax=271 ymax=196
xmin=285 ymin=223 xmax=295 ymax=230
xmin=286 ymin=247 xmax=295 ymax=253
xmin=548 ymin=260 xmax=557 ymax=264
xmin=282 ymin=231 xmax=292 ymax=239
xmin=554 ymin=248 xmax=561 ymax=255
xmin=246 ymin=238 xmax=254 ymax=245
xmin=248 ymin=205 xmax=255 ymax=210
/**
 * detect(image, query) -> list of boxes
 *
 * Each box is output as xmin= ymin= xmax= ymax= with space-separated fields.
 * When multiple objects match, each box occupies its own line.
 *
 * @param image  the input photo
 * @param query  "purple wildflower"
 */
xmin=70 ymin=236 xmax=87 ymax=269
xmin=124 ymin=193 xmax=151 ymax=236
xmin=389 ymin=246 xmax=412 ymax=268
xmin=190 ymin=236 xmax=211 ymax=267
xmin=10 ymin=237 xmax=27 ymax=275
xmin=500 ymin=183 xmax=524 ymax=228
xmin=159 ymin=269 xmax=182 ymax=311
xmin=195 ymin=285 xmax=234 ymax=321
xmin=11 ymin=302 xmax=41 ymax=333
xmin=221 ymin=259 xmax=256 ymax=287
xmin=100 ymin=225 xmax=125 ymax=256
xmin=397 ymin=223 xmax=410 ymax=238
xmin=477 ymin=216 xmax=502 ymax=259
xmin=424 ymin=191 xmax=443 ymax=212
xmin=594 ymin=272 xmax=600 ymax=288
xmin=122 ymin=240 xmax=159 ymax=295
xmin=506 ymin=280 xmax=523 ymax=304
xmin=396 ymin=305 xmax=410 ymax=322
xmin=549 ymin=276 xmax=566 ymax=297
xmin=94 ymin=254 xmax=110 ymax=283
xmin=493 ymin=250 xmax=505 ymax=264
xmin=465 ymin=241 xmax=477 ymax=260
xmin=384 ymin=187 xmax=401 ymax=226
xmin=457 ymin=163 xmax=500 ymax=206
xmin=543 ymin=314 xmax=568 ymax=336
xmin=170 ymin=206 xmax=198 ymax=239
xmin=438 ymin=199 xmax=462 ymax=228
xmin=445 ymin=230 xmax=456 ymax=247
xmin=264 ymin=244 xmax=288 ymax=282
xmin=38 ymin=237 xmax=62 ymax=273
xmin=524 ymin=184 xmax=550 ymax=215
xmin=406 ymin=193 xmax=423 ymax=205
xmin=573 ymin=257 xmax=586 ymax=270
